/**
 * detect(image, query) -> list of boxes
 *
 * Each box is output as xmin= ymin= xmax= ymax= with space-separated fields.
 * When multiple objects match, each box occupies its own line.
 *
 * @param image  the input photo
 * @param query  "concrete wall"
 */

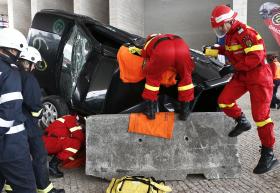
xmin=109 ymin=0 xmax=144 ymax=36
xmin=233 ymin=0 xmax=247 ymax=23
xmin=247 ymin=0 xmax=279 ymax=53
xmin=144 ymin=0 xmax=232 ymax=50
xmin=8 ymin=0 xmax=31 ymax=36
xmin=74 ymin=0 xmax=109 ymax=24
xmin=0 ymin=3 xmax=7 ymax=14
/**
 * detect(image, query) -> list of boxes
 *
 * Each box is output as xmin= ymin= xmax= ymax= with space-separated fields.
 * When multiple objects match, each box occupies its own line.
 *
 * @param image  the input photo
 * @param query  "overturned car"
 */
xmin=27 ymin=10 xmax=230 ymax=127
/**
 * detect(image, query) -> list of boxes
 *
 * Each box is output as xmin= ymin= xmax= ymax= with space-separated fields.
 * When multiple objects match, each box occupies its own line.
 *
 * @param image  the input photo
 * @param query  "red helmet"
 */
xmin=210 ymin=5 xmax=237 ymax=28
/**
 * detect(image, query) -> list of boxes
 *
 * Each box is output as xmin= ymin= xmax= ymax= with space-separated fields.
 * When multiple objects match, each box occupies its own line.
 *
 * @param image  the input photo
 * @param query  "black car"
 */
xmin=27 ymin=9 xmax=230 ymax=127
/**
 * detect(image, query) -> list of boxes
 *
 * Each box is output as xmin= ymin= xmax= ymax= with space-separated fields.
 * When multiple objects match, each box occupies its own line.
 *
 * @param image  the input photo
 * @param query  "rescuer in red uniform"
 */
xmin=204 ymin=4 xmax=278 ymax=174
xmin=141 ymin=33 xmax=195 ymax=120
xmin=43 ymin=115 xmax=85 ymax=178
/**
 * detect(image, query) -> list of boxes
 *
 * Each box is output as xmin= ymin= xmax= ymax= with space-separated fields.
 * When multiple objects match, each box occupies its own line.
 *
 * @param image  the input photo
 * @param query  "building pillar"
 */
xmin=109 ymin=0 xmax=144 ymax=36
xmin=31 ymin=0 xmax=74 ymax=20
xmin=8 ymin=0 xmax=31 ymax=36
xmin=74 ymin=0 xmax=109 ymax=24
xmin=233 ymin=0 xmax=247 ymax=24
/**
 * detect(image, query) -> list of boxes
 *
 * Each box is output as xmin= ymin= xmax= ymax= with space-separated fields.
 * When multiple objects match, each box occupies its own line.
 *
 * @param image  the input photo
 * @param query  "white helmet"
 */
xmin=19 ymin=46 xmax=42 ymax=63
xmin=0 ymin=28 xmax=28 ymax=52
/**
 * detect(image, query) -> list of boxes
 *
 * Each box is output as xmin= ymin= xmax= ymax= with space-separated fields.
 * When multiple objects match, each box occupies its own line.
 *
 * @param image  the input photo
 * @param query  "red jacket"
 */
xmin=217 ymin=20 xmax=272 ymax=88
xmin=45 ymin=115 xmax=84 ymax=142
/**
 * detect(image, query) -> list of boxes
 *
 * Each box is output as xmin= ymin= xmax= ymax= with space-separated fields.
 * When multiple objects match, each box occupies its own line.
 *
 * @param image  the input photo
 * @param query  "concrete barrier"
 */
xmin=86 ymin=112 xmax=241 ymax=180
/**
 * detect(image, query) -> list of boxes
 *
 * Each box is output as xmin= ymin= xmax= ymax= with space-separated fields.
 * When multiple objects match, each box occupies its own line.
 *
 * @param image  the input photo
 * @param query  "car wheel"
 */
xmin=40 ymin=95 xmax=69 ymax=128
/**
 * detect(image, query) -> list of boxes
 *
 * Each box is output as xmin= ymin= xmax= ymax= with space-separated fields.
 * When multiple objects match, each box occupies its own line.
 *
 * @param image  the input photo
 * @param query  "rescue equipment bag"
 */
xmin=106 ymin=176 xmax=172 ymax=193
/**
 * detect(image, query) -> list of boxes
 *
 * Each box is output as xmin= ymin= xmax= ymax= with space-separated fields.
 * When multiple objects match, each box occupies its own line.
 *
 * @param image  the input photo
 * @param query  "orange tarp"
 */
xmin=128 ymin=112 xmax=175 ymax=139
xmin=117 ymin=45 xmax=177 ymax=86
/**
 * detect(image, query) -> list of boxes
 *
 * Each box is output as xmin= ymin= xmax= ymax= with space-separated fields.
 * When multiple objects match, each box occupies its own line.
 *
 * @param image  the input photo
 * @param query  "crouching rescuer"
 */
xmin=204 ymin=4 xmax=278 ymax=174
xmin=140 ymin=33 xmax=195 ymax=120
xmin=43 ymin=115 xmax=85 ymax=178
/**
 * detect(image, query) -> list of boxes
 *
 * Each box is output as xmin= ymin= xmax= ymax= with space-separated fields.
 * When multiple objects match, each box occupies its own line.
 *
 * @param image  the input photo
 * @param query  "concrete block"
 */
xmin=86 ymin=112 xmax=241 ymax=180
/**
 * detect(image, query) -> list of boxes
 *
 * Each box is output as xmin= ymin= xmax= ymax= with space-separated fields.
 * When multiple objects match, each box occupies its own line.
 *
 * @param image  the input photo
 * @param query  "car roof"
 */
xmin=32 ymin=9 xmax=142 ymax=44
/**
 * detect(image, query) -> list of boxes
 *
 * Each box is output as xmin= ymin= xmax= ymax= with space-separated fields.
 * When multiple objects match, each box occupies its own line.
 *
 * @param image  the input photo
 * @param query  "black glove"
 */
xmin=178 ymin=102 xmax=190 ymax=121
xmin=143 ymin=100 xmax=157 ymax=120
xmin=219 ymin=65 xmax=234 ymax=77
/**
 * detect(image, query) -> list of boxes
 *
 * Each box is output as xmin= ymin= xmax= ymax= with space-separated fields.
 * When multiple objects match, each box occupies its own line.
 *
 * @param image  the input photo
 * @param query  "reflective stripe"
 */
xmin=219 ymin=103 xmax=235 ymax=108
xmin=256 ymin=118 xmax=272 ymax=127
xmin=215 ymin=10 xmax=235 ymax=23
xmin=57 ymin=118 xmax=65 ymax=123
xmin=31 ymin=109 xmax=42 ymax=117
xmin=256 ymin=34 xmax=262 ymax=40
xmin=225 ymin=45 xmax=243 ymax=51
xmin=69 ymin=157 xmax=75 ymax=160
xmin=4 ymin=184 xmax=13 ymax=191
xmin=5 ymin=124 xmax=25 ymax=134
xmin=244 ymin=44 xmax=264 ymax=54
xmin=144 ymin=37 xmax=156 ymax=50
xmin=0 ymin=92 xmax=23 ymax=104
xmin=37 ymin=183 xmax=54 ymax=193
xmin=65 ymin=148 xmax=78 ymax=154
xmin=178 ymin=83 xmax=194 ymax=91
xmin=69 ymin=126 xmax=82 ymax=132
xmin=0 ymin=117 xmax=14 ymax=127
xmin=145 ymin=84 xmax=159 ymax=91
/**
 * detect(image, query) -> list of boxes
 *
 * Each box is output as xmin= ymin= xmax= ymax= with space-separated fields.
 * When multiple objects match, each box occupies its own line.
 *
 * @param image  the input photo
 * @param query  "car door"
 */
xmin=59 ymin=25 xmax=93 ymax=105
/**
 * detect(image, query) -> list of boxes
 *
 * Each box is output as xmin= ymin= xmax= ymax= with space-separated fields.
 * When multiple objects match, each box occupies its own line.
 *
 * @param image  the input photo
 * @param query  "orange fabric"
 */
xmin=128 ymin=112 xmax=174 ymax=139
xmin=117 ymin=45 xmax=177 ymax=86
xmin=118 ymin=45 xmax=145 ymax=83
xmin=275 ymin=61 xmax=280 ymax=80
xmin=161 ymin=67 xmax=177 ymax=87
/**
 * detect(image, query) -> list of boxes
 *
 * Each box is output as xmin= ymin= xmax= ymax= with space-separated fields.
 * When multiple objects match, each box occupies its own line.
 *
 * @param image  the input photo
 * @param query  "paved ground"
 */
xmin=51 ymin=93 xmax=280 ymax=193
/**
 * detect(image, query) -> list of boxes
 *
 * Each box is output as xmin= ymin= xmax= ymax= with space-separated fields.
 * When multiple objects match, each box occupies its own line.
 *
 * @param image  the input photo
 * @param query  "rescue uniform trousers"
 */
xmin=43 ymin=136 xmax=82 ymax=161
xmin=218 ymin=66 xmax=275 ymax=148
xmin=28 ymin=135 xmax=51 ymax=191
xmin=271 ymin=79 xmax=280 ymax=107
xmin=142 ymin=38 xmax=194 ymax=102
xmin=0 ymin=131 xmax=36 ymax=193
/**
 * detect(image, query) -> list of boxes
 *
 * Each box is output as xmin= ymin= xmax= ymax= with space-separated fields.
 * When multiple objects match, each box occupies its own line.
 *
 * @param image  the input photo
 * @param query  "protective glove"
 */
xmin=219 ymin=65 xmax=234 ymax=77
xmin=143 ymin=100 xmax=157 ymax=120
xmin=202 ymin=44 xmax=219 ymax=57
xmin=178 ymin=102 xmax=190 ymax=121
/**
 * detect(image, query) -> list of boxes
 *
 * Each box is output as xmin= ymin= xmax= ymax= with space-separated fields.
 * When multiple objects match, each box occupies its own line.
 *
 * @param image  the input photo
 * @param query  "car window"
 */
xmin=60 ymin=26 xmax=92 ymax=101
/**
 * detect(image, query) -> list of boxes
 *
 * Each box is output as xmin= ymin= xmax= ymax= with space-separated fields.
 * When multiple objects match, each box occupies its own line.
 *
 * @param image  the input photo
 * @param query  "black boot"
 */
xmin=228 ymin=113 xmax=251 ymax=137
xmin=49 ymin=188 xmax=65 ymax=193
xmin=253 ymin=146 xmax=279 ymax=174
xmin=143 ymin=100 xmax=157 ymax=119
xmin=178 ymin=102 xmax=190 ymax=121
xmin=49 ymin=156 xmax=64 ymax=178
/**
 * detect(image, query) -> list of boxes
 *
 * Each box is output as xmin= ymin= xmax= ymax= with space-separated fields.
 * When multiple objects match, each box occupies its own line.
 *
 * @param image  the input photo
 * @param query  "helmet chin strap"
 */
xmin=2 ymin=49 xmax=20 ymax=64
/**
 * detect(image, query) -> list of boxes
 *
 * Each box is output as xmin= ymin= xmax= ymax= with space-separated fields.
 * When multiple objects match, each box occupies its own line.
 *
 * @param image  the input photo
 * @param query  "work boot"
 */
xmin=143 ymin=100 xmax=157 ymax=120
xmin=228 ymin=113 xmax=251 ymax=137
xmin=253 ymin=146 xmax=279 ymax=174
xmin=49 ymin=188 xmax=65 ymax=193
xmin=49 ymin=156 xmax=64 ymax=178
xmin=178 ymin=102 xmax=190 ymax=121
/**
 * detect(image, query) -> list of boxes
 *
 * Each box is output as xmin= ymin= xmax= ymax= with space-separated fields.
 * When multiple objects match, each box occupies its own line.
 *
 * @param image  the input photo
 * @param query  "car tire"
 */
xmin=40 ymin=95 xmax=69 ymax=128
